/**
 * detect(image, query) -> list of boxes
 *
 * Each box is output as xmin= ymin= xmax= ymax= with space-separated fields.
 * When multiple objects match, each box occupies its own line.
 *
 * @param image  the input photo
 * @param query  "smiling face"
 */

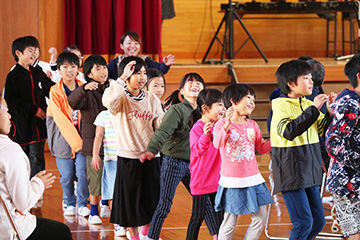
xmin=180 ymin=79 xmax=204 ymax=100
xmin=87 ymin=64 xmax=108 ymax=84
xmin=288 ymin=73 xmax=313 ymax=98
xmin=233 ymin=94 xmax=255 ymax=117
xmin=58 ymin=61 xmax=79 ymax=83
xmin=16 ymin=46 xmax=37 ymax=68
xmin=0 ymin=98 xmax=11 ymax=135
xmin=126 ymin=66 xmax=147 ymax=95
xmin=121 ymin=36 xmax=141 ymax=57
xmin=206 ymin=101 xmax=225 ymax=122
xmin=147 ymin=76 xmax=165 ymax=99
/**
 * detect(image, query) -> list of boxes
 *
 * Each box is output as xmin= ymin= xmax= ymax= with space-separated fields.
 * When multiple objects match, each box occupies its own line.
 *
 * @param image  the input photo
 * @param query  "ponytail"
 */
xmin=188 ymin=106 xmax=202 ymax=128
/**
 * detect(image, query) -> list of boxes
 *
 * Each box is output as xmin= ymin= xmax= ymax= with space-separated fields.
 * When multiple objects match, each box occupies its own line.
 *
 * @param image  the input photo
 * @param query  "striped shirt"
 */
xmin=94 ymin=110 xmax=117 ymax=161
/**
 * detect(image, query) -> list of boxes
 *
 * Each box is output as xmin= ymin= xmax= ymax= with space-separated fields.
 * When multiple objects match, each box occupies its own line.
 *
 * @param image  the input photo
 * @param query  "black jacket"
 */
xmin=4 ymin=64 xmax=54 ymax=145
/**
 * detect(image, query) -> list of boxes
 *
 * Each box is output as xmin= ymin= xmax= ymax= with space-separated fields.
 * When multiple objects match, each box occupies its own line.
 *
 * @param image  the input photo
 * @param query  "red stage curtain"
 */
xmin=64 ymin=0 xmax=162 ymax=57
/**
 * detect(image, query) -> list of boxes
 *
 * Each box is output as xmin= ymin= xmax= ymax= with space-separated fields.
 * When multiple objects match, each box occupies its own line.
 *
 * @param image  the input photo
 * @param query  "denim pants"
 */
xmin=148 ymin=155 xmax=218 ymax=240
xmin=21 ymin=140 xmax=45 ymax=178
xmin=56 ymin=151 xmax=89 ymax=207
xmin=282 ymin=186 xmax=326 ymax=240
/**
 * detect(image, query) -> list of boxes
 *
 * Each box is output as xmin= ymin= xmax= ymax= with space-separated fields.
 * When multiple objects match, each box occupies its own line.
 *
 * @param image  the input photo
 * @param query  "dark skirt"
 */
xmin=110 ymin=156 xmax=161 ymax=227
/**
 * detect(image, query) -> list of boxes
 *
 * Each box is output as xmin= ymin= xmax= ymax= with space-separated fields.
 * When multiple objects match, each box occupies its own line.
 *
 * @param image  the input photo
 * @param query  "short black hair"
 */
xmin=24 ymin=36 xmax=40 ymax=49
xmin=344 ymin=54 xmax=360 ymax=88
xmin=276 ymin=59 xmax=311 ymax=95
xmin=57 ymin=52 xmax=80 ymax=69
xmin=307 ymin=59 xmax=325 ymax=88
xmin=11 ymin=37 xmax=37 ymax=62
xmin=118 ymin=56 xmax=148 ymax=81
xmin=83 ymin=55 xmax=108 ymax=82
xmin=222 ymin=84 xmax=256 ymax=109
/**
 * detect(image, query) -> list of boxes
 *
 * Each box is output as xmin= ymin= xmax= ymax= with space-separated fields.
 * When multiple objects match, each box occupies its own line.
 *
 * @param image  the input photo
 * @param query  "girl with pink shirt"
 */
xmin=213 ymin=84 xmax=273 ymax=240
xmin=186 ymin=89 xmax=225 ymax=240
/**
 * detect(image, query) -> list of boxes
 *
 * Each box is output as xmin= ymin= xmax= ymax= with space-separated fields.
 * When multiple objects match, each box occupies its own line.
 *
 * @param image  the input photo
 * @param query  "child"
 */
xmin=51 ymin=46 xmax=86 ymax=83
xmin=4 ymin=36 xmax=55 ymax=178
xmin=270 ymin=59 xmax=334 ymax=239
xmin=213 ymin=84 xmax=273 ymax=240
xmin=46 ymin=52 xmax=90 ymax=217
xmin=140 ymin=73 xmax=219 ymax=240
xmin=325 ymin=54 xmax=360 ymax=240
xmin=103 ymin=56 xmax=164 ymax=240
xmin=186 ymin=89 xmax=225 ymax=240
xmin=93 ymin=109 xmax=126 ymax=236
xmin=107 ymin=31 xmax=175 ymax=80
xmin=145 ymin=68 xmax=166 ymax=100
xmin=0 ymin=94 xmax=72 ymax=240
xmin=68 ymin=55 xmax=110 ymax=225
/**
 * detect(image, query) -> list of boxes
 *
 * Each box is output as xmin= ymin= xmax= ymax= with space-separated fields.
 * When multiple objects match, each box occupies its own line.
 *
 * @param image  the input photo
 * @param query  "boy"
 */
xmin=325 ymin=54 xmax=360 ymax=240
xmin=270 ymin=59 xmax=335 ymax=239
xmin=68 ymin=55 xmax=110 ymax=225
xmin=4 ymin=36 xmax=54 ymax=178
xmin=46 ymin=52 xmax=90 ymax=218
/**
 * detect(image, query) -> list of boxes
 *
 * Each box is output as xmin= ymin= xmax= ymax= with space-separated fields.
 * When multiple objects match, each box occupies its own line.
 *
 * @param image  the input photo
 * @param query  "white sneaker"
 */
xmin=100 ymin=202 xmax=111 ymax=218
xmin=139 ymin=233 xmax=150 ymax=240
xmin=78 ymin=206 xmax=90 ymax=217
xmin=62 ymin=201 xmax=67 ymax=209
xmin=63 ymin=206 xmax=76 ymax=216
xmin=88 ymin=215 xmax=103 ymax=225
xmin=114 ymin=224 xmax=126 ymax=237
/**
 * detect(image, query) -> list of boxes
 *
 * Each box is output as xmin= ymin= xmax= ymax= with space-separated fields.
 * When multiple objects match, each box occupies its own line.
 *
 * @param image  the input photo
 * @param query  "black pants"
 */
xmin=186 ymin=192 xmax=224 ymax=240
xmin=27 ymin=217 xmax=72 ymax=240
xmin=21 ymin=140 xmax=45 ymax=178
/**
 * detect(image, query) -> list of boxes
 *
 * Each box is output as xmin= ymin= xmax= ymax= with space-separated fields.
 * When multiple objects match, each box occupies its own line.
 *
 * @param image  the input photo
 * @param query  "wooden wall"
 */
xmin=0 ymin=0 xmax=355 ymax=90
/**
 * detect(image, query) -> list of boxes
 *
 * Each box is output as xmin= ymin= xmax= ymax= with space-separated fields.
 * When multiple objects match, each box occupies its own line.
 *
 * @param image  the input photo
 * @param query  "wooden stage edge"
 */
xmin=165 ymin=58 xmax=349 ymax=84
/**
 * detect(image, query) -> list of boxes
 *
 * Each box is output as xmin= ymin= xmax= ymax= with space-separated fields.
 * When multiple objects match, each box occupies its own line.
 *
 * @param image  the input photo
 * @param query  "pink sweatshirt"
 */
xmin=189 ymin=120 xmax=221 ymax=195
xmin=213 ymin=118 xmax=271 ymax=188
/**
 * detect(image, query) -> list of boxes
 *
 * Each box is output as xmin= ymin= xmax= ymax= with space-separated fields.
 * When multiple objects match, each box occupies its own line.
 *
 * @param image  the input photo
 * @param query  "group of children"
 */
xmin=1 ymin=31 xmax=360 ymax=240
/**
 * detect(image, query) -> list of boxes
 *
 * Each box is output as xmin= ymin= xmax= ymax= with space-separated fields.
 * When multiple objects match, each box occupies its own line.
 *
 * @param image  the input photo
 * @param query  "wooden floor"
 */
xmin=30 ymin=151 xmax=343 ymax=240
xmin=28 ymin=57 xmax=347 ymax=239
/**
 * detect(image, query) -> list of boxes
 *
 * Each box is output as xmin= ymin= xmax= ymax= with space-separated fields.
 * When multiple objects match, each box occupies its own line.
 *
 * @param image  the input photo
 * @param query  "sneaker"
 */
xmin=114 ymin=224 xmax=126 ymax=237
xmin=126 ymin=230 xmax=131 ymax=240
xmin=63 ymin=206 xmax=76 ymax=216
xmin=78 ymin=206 xmax=90 ymax=217
xmin=88 ymin=215 xmax=102 ymax=225
xmin=100 ymin=202 xmax=111 ymax=218
xmin=62 ymin=201 xmax=67 ymax=209
xmin=139 ymin=233 xmax=150 ymax=240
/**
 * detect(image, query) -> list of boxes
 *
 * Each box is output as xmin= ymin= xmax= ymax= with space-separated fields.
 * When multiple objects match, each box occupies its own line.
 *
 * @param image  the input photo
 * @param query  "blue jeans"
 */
xmin=282 ymin=186 xmax=325 ymax=240
xmin=148 ymin=155 xmax=218 ymax=240
xmin=56 ymin=151 xmax=89 ymax=207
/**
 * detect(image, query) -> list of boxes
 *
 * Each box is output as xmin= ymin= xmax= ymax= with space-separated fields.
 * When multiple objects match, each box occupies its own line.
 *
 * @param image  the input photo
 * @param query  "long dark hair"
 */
xmin=188 ymin=89 xmax=222 ymax=128
xmin=164 ymin=72 xmax=205 ymax=109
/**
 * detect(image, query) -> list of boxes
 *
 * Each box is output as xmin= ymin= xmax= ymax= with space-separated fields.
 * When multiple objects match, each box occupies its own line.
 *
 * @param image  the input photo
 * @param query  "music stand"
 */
xmin=202 ymin=0 xmax=268 ymax=63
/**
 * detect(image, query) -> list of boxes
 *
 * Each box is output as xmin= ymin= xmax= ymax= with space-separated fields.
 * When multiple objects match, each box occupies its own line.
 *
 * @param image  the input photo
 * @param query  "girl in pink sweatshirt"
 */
xmin=213 ymin=84 xmax=273 ymax=240
xmin=186 ymin=89 xmax=225 ymax=240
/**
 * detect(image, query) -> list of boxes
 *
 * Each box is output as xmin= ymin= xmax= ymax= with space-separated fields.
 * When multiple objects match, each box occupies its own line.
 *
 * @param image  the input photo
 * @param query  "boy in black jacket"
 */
xmin=4 ymin=36 xmax=54 ymax=178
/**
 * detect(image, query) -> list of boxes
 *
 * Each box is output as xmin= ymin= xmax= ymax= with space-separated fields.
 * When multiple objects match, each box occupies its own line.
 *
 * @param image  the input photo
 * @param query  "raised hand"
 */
xmin=313 ymin=94 xmax=329 ymax=110
xmin=163 ymin=54 xmax=175 ymax=66
xmin=84 ymin=82 xmax=99 ymax=91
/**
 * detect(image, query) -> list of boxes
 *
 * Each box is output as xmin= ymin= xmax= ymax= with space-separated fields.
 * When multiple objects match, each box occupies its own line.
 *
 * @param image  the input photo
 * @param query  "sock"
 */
xmin=90 ymin=204 xmax=99 ymax=216
xmin=141 ymin=225 xmax=150 ymax=236
xmin=101 ymin=200 xmax=109 ymax=206
xmin=213 ymin=235 xmax=218 ymax=240
xmin=130 ymin=235 xmax=140 ymax=240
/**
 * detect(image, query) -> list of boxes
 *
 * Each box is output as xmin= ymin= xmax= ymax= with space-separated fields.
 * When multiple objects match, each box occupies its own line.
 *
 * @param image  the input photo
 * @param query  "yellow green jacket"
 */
xmin=270 ymin=95 xmax=331 ymax=194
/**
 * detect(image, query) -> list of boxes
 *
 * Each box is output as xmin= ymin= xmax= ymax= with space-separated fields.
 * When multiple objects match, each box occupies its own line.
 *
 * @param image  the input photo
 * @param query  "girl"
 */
xmin=103 ymin=56 xmax=164 ymax=240
xmin=46 ymin=52 xmax=90 ymax=217
xmin=0 ymin=94 xmax=72 ymax=240
xmin=68 ymin=55 xmax=110 ymax=225
xmin=186 ymin=89 xmax=225 ymax=240
xmin=140 ymin=73 xmax=219 ymax=240
xmin=213 ymin=84 xmax=273 ymax=240
xmin=107 ymin=31 xmax=175 ymax=80
xmin=145 ymin=68 xmax=166 ymax=100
